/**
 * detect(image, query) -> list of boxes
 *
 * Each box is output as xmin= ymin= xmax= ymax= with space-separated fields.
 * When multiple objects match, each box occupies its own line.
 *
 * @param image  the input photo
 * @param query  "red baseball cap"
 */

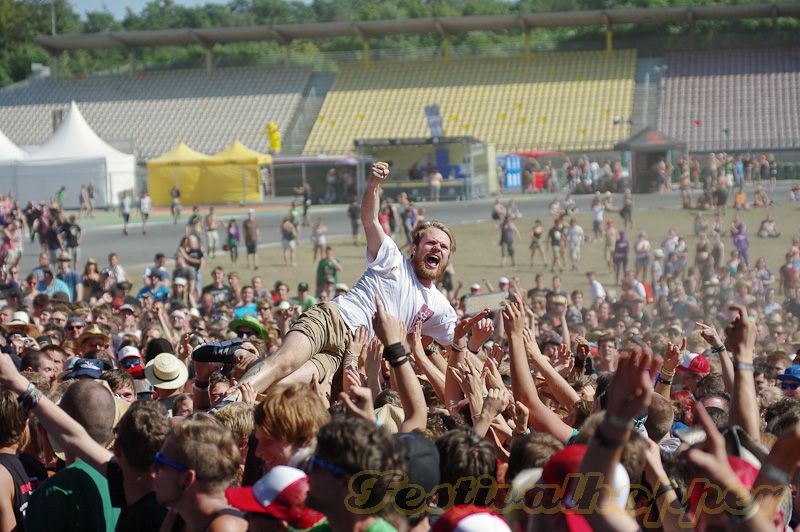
xmin=226 ymin=466 xmax=324 ymax=528
xmin=432 ymin=505 xmax=510 ymax=532
xmin=676 ymin=352 xmax=711 ymax=374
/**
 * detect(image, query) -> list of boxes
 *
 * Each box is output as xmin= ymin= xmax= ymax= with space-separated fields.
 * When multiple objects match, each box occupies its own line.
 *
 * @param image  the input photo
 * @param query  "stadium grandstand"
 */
xmin=304 ymin=50 xmax=636 ymax=154
xmin=1 ymin=2 xmax=799 ymax=163
xmin=0 ymin=66 xmax=311 ymax=158
xmin=660 ymin=47 xmax=800 ymax=152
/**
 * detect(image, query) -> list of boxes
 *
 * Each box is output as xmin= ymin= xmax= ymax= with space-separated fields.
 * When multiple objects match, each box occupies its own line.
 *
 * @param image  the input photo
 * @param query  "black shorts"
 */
xmin=122 ymin=213 xmax=130 ymax=223
xmin=246 ymin=241 xmax=257 ymax=254
xmin=142 ymin=213 xmax=149 ymax=221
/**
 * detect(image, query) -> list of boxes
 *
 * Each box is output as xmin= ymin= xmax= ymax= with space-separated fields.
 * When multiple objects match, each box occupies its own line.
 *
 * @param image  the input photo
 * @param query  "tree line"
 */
xmin=0 ymin=0 xmax=796 ymax=87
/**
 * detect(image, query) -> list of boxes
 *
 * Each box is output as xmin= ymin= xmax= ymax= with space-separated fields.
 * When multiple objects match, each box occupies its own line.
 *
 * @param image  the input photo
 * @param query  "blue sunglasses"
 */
xmin=305 ymin=455 xmax=349 ymax=478
xmin=154 ymin=452 xmax=200 ymax=479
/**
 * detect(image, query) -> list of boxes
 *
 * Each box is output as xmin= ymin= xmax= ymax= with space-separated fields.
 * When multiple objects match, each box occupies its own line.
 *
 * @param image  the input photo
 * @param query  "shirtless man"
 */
xmin=205 ymin=207 xmax=221 ymax=259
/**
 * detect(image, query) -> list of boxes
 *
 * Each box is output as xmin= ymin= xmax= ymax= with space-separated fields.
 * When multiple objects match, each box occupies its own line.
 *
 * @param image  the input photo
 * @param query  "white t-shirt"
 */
xmin=333 ymin=236 xmax=457 ymax=346
xmin=140 ymin=196 xmax=152 ymax=214
xmin=592 ymin=204 xmax=604 ymax=222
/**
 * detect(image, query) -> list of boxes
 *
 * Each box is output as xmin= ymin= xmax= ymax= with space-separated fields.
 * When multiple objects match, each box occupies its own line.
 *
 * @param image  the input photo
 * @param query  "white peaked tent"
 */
xmin=0 ymin=129 xmax=24 ymax=161
xmin=2 ymin=102 xmax=135 ymax=208
xmin=0 ymin=129 xmax=25 ymax=184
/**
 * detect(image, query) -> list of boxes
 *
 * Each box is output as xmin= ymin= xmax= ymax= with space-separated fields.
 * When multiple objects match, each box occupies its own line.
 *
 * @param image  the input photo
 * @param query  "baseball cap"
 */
xmin=498 ymin=277 xmax=510 ymax=285
xmin=777 ymin=365 xmax=800 ymax=383
xmin=66 ymin=358 xmax=104 ymax=380
xmin=470 ymin=283 xmax=481 ymax=290
xmin=226 ymin=466 xmax=324 ymax=528
xmin=297 ymin=282 xmax=309 ymax=292
xmin=335 ymin=283 xmax=348 ymax=292
xmin=676 ymin=352 xmax=711 ymax=374
xmin=432 ymin=505 xmax=510 ymax=532
xmin=170 ymin=309 xmax=186 ymax=319
xmin=119 ymin=303 xmax=137 ymax=313
xmin=173 ymin=277 xmax=188 ymax=287
xmin=117 ymin=345 xmax=143 ymax=362
xmin=393 ymin=433 xmax=440 ymax=511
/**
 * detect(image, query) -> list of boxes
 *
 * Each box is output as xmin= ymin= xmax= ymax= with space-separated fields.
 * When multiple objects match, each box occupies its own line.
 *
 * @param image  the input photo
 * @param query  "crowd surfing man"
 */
xmin=240 ymin=161 xmax=469 ymax=394
xmin=2 ymin=166 xmax=800 ymax=532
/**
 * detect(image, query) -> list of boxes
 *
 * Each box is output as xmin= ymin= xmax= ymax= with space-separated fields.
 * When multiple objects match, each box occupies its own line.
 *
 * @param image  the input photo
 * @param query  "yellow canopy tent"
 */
xmin=147 ymin=142 xmax=272 ymax=206
xmin=204 ymin=141 xmax=272 ymax=204
xmin=146 ymin=143 xmax=211 ymax=206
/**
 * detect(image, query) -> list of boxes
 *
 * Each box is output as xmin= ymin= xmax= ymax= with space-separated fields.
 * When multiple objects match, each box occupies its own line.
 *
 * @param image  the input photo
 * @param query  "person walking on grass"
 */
xmin=243 ymin=209 xmax=260 ymax=270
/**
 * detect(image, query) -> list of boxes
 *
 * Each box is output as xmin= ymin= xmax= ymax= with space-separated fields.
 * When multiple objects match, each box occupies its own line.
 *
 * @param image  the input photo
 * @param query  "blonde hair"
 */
xmin=165 ymin=420 xmax=240 ymax=493
xmin=253 ymin=383 xmax=329 ymax=447
xmin=214 ymin=402 xmax=254 ymax=443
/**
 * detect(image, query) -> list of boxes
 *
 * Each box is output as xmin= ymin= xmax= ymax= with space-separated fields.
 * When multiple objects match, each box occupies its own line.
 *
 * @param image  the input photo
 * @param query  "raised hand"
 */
xmin=512 ymin=401 xmax=530 ymax=434
xmin=573 ymin=335 xmax=590 ymax=361
xmin=663 ymin=337 xmax=686 ymax=372
xmin=240 ymin=382 xmax=256 ymax=405
xmin=488 ymin=343 xmax=505 ymax=366
xmin=695 ymin=321 xmax=723 ymax=350
xmin=686 ymin=403 xmax=747 ymax=493
xmin=468 ymin=317 xmax=494 ymax=352
xmin=481 ymin=388 xmax=513 ymax=421
xmin=350 ymin=325 xmax=369 ymax=359
xmin=454 ymin=309 xmax=490 ymax=342
xmin=483 ymin=357 xmax=505 ymax=391
xmin=502 ymin=294 xmax=526 ymax=337
xmin=724 ymin=304 xmax=756 ymax=360
xmin=311 ymin=372 xmax=333 ymax=409
xmin=606 ymin=346 xmax=661 ymax=422
xmin=339 ymin=385 xmax=375 ymax=423
xmin=370 ymin=161 xmax=390 ymax=183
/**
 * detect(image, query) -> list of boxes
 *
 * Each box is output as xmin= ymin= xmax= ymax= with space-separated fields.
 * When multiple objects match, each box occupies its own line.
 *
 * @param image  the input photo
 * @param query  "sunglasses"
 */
xmin=780 ymin=382 xmax=800 ymax=391
xmin=120 ymin=358 xmax=142 ymax=369
xmin=66 ymin=325 xmax=84 ymax=331
xmin=153 ymin=452 xmax=200 ymax=478
xmin=305 ymin=455 xmax=349 ymax=478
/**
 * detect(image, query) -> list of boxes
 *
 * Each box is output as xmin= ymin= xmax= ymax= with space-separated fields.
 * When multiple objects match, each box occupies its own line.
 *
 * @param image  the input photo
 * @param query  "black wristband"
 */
xmin=654 ymin=483 xmax=675 ymax=500
xmin=389 ymin=356 xmax=409 ymax=368
xmin=593 ymin=425 xmax=624 ymax=448
xmin=383 ymin=343 xmax=406 ymax=363
xmin=657 ymin=377 xmax=672 ymax=386
xmin=710 ymin=344 xmax=726 ymax=354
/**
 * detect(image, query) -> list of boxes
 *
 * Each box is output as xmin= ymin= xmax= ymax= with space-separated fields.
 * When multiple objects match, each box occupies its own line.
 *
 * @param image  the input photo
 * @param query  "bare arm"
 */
xmin=362 ymin=162 xmax=389 ymax=259
xmin=0 ymin=468 xmax=18 ymax=532
xmin=0 ymin=365 xmax=111 ymax=475
xmin=725 ymin=305 xmax=760 ymax=439
xmin=504 ymin=295 xmax=573 ymax=442
xmin=696 ymin=322 xmax=733 ymax=394
xmin=524 ymin=334 xmax=579 ymax=409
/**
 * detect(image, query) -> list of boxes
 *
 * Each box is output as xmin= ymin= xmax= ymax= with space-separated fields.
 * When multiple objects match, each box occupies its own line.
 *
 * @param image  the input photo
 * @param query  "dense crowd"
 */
xmin=0 ymin=160 xmax=797 ymax=532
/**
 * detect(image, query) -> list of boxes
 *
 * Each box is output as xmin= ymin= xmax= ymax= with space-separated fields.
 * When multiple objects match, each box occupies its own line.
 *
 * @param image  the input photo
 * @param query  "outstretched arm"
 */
xmin=363 ymin=162 xmax=389 ymax=259
xmin=0 ymin=356 xmax=111 ymax=475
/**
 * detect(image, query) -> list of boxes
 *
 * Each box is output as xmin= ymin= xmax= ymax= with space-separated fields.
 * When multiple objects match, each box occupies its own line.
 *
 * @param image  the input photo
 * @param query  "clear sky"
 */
xmin=70 ymin=0 xmax=212 ymax=20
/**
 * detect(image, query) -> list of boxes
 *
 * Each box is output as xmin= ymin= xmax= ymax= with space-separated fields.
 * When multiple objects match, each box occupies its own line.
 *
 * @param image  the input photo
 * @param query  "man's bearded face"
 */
xmin=411 ymin=227 xmax=451 ymax=282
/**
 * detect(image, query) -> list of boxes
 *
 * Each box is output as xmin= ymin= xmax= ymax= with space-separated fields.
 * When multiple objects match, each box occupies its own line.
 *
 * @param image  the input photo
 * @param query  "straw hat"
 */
xmin=145 ymin=353 xmax=189 ymax=390
xmin=76 ymin=324 xmax=110 ymax=345
xmin=3 ymin=311 xmax=41 ymax=338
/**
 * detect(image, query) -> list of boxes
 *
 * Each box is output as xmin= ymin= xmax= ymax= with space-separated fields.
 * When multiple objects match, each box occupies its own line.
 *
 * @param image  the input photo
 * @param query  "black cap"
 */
xmin=392 ymin=433 xmax=440 ymax=509
xmin=298 ymin=282 xmax=309 ymax=292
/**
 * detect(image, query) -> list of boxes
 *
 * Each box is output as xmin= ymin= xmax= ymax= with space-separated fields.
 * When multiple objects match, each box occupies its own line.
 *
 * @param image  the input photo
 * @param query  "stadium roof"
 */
xmin=35 ymin=3 xmax=800 ymax=54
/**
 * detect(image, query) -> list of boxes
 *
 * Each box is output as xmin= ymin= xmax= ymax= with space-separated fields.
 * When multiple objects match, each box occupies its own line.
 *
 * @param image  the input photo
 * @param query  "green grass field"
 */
xmin=130 ymin=200 xmax=799 ymax=298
